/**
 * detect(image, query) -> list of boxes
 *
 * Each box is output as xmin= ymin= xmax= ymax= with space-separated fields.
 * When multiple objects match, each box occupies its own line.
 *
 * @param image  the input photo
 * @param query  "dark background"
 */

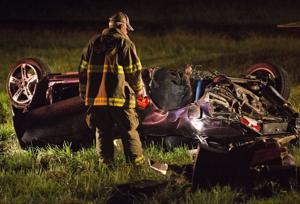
xmin=1 ymin=0 xmax=299 ymax=34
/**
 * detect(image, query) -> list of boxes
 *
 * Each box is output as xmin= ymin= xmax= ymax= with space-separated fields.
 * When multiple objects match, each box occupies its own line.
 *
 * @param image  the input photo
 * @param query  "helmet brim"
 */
xmin=127 ymin=23 xmax=134 ymax=31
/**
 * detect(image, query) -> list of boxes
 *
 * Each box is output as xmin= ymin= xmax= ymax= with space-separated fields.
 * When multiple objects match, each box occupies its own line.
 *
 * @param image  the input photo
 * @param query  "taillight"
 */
xmin=240 ymin=116 xmax=261 ymax=132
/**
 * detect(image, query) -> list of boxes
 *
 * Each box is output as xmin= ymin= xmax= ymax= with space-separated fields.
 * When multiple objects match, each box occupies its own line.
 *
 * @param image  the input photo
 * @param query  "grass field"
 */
xmin=1 ymin=27 xmax=300 ymax=90
xmin=1 ymin=25 xmax=300 ymax=203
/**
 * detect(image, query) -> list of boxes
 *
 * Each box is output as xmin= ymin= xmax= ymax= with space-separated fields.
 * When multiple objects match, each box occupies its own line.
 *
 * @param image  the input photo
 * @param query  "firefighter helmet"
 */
xmin=109 ymin=12 xmax=134 ymax=31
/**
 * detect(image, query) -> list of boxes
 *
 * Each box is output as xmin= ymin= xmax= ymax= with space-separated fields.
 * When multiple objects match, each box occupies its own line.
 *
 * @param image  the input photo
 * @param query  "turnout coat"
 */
xmin=79 ymin=28 xmax=143 ymax=108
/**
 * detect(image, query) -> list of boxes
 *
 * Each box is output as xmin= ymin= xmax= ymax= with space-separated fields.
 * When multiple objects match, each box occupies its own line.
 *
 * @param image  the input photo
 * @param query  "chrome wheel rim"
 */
xmin=8 ymin=63 xmax=39 ymax=106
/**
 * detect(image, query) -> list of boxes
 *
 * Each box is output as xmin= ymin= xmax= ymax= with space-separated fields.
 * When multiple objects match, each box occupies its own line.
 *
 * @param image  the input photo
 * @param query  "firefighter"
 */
xmin=78 ymin=12 xmax=145 ymax=166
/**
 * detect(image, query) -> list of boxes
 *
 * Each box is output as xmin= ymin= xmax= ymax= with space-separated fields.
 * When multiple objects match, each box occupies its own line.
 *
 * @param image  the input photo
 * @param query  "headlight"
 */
xmin=191 ymin=118 xmax=204 ymax=131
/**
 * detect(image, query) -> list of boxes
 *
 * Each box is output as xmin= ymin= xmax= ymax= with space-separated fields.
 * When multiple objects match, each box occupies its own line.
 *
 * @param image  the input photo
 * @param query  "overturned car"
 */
xmin=7 ymin=58 xmax=298 ymax=145
xmin=6 ymin=58 xmax=300 ymax=186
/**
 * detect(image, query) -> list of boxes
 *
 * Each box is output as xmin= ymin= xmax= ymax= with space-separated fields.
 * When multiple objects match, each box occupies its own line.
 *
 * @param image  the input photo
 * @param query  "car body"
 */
xmin=6 ymin=58 xmax=300 ymax=175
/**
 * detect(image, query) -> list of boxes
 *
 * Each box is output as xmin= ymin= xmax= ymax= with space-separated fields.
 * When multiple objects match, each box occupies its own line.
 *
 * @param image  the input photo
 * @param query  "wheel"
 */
xmin=6 ymin=58 xmax=50 ymax=111
xmin=245 ymin=63 xmax=290 ymax=99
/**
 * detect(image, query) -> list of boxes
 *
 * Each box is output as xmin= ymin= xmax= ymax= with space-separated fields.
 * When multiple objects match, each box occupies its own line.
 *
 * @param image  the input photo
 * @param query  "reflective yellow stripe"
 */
xmin=87 ymin=64 xmax=124 ymax=74
xmin=124 ymin=61 xmax=141 ymax=70
xmin=134 ymin=155 xmax=145 ymax=166
xmin=81 ymin=60 xmax=88 ymax=66
xmin=108 ymin=98 xmax=126 ymax=106
xmin=86 ymin=97 xmax=126 ymax=105
xmin=131 ymin=81 xmax=143 ymax=92
xmin=124 ymin=62 xmax=142 ymax=73
xmin=85 ymin=97 xmax=135 ymax=108
xmin=85 ymin=62 xmax=142 ymax=74
xmin=80 ymin=60 xmax=88 ymax=69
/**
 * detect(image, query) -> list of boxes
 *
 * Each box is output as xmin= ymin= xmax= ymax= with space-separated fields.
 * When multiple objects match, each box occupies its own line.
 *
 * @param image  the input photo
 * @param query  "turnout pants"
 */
xmin=91 ymin=106 xmax=144 ymax=165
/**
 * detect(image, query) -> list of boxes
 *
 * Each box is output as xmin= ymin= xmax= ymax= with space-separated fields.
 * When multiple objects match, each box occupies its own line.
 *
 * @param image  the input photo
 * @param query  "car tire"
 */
xmin=7 ymin=58 xmax=50 ymax=111
xmin=245 ymin=63 xmax=290 ymax=100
